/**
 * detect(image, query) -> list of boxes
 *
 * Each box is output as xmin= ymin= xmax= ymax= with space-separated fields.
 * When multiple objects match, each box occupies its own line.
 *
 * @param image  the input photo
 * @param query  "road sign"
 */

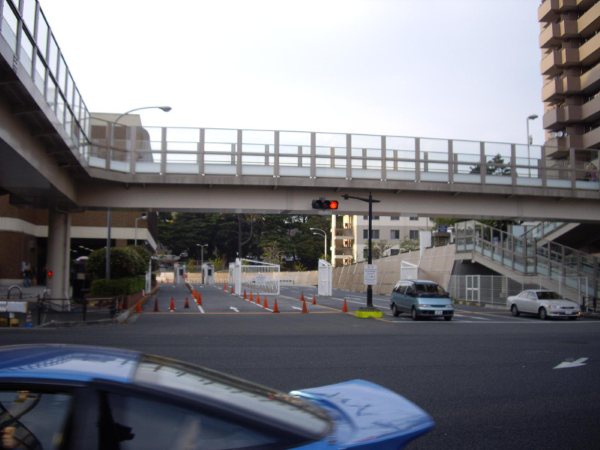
xmin=364 ymin=264 xmax=377 ymax=285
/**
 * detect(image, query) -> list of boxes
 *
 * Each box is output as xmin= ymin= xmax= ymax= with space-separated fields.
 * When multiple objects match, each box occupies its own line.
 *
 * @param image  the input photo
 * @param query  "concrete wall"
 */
xmin=209 ymin=244 xmax=456 ymax=295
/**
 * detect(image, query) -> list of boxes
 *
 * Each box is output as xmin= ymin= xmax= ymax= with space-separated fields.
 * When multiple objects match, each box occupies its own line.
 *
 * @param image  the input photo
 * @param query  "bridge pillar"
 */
xmin=47 ymin=209 xmax=71 ymax=300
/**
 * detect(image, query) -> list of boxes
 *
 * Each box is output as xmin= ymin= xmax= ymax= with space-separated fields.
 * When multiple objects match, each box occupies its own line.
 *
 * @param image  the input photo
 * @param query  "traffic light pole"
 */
xmin=342 ymin=192 xmax=382 ymax=318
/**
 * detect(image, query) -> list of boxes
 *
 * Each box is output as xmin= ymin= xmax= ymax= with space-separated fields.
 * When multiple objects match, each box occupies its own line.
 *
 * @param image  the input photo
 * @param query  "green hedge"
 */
xmin=91 ymin=277 xmax=145 ymax=297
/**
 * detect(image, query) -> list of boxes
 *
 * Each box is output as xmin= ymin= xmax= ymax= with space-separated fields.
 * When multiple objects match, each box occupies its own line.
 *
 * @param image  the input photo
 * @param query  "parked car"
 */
xmin=507 ymin=289 xmax=580 ymax=320
xmin=0 ymin=344 xmax=434 ymax=449
xmin=390 ymin=279 xmax=454 ymax=321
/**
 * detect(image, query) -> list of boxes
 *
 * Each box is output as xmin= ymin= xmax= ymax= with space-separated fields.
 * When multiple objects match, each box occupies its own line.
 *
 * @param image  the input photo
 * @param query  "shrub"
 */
xmin=90 ymin=277 xmax=145 ymax=296
xmin=87 ymin=247 xmax=147 ymax=279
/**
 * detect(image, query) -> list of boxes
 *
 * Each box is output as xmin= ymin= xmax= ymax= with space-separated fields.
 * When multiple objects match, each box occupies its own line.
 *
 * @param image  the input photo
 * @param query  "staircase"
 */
xmin=455 ymin=221 xmax=599 ymax=306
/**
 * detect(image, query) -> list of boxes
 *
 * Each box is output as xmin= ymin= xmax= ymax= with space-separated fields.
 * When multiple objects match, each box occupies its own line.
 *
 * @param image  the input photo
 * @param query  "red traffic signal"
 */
xmin=312 ymin=198 xmax=339 ymax=210
xmin=46 ymin=270 xmax=54 ymax=279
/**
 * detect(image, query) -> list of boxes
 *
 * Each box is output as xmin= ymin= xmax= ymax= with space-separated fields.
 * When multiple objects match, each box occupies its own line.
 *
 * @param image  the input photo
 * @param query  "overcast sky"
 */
xmin=41 ymin=0 xmax=545 ymax=145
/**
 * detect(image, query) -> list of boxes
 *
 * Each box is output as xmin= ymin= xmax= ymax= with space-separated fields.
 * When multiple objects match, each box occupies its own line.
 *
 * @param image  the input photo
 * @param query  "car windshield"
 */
xmin=415 ymin=283 xmax=447 ymax=297
xmin=132 ymin=355 xmax=331 ymax=440
xmin=535 ymin=291 xmax=562 ymax=300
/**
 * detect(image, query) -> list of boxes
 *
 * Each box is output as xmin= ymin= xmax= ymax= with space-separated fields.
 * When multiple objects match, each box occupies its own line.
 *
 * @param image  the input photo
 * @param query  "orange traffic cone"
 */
xmin=302 ymin=300 xmax=308 ymax=313
xmin=197 ymin=292 xmax=202 ymax=305
xmin=249 ymin=292 xmax=254 ymax=302
xmin=256 ymin=294 xmax=261 ymax=305
xmin=263 ymin=297 xmax=269 ymax=309
xmin=243 ymin=290 xmax=247 ymax=300
xmin=312 ymin=294 xmax=317 ymax=305
xmin=135 ymin=301 xmax=142 ymax=313
xmin=272 ymin=299 xmax=279 ymax=313
xmin=342 ymin=299 xmax=348 ymax=313
xmin=184 ymin=297 xmax=190 ymax=309
xmin=169 ymin=297 xmax=175 ymax=312
xmin=153 ymin=298 xmax=159 ymax=312
xmin=300 ymin=292 xmax=305 ymax=302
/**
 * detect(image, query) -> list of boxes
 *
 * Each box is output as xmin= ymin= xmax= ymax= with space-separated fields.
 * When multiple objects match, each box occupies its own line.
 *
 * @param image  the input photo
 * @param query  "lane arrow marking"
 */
xmin=554 ymin=357 xmax=588 ymax=369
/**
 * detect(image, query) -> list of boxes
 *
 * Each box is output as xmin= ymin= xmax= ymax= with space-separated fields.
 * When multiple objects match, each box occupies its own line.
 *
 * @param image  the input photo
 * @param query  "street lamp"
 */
xmin=114 ymin=106 xmax=172 ymax=124
xmin=526 ymin=114 xmax=538 ymax=178
xmin=341 ymin=192 xmax=381 ymax=317
xmin=105 ymin=106 xmax=171 ymax=280
xmin=196 ymin=243 xmax=208 ymax=284
xmin=134 ymin=214 xmax=147 ymax=246
xmin=310 ymin=228 xmax=328 ymax=262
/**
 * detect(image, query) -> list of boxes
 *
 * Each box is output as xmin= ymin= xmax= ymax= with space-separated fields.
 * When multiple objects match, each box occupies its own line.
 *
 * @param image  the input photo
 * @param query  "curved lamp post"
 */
xmin=310 ymin=228 xmax=328 ymax=262
xmin=105 ymin=106 xmax=171 ymax=279
xmin=526 ymin=114 xmax=538 ymax=178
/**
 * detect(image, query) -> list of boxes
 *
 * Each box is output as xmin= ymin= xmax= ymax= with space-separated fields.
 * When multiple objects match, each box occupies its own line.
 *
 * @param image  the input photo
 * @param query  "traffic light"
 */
xmin=312 ymin=198 xmax=339 ymax=210
xmin=46 ymin=270 xmax=54 ymax=279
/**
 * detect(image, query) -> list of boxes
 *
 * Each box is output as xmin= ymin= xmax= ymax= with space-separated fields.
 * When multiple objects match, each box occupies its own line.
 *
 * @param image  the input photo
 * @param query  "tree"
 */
xmin=470 ymin=153 xmax=510 ymax=176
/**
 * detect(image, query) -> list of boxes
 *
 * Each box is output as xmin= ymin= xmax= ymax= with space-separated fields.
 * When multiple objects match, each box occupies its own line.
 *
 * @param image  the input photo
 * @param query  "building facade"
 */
xmin=331 ymin=215 xmax=433 ymax=267
xmin=540 ymin=0 xmax=600 ymax=156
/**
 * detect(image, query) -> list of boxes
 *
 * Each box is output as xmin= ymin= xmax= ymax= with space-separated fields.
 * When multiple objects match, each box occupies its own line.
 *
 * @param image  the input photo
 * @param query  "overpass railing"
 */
xmin=0 ymin=0 xmax=91 ymax=160
xmin=87 ymin=122 xmax=600 ymax=191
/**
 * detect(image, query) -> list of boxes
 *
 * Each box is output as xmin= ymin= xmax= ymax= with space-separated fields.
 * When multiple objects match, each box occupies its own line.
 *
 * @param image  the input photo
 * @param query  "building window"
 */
xmin=409 ymin=216 xmax=419 ymax=221
xmin=363 ymin=215 xmax=380 ymax=220
xmin=363 ymin=229 xmax=380 ymax=239
xmin=409 ymin=229 xmax=419 ymax=240
xmin=390 ymin=230 xmax=400 ymax=240
xmin=390 ymin=216 xmax=400 ymax=220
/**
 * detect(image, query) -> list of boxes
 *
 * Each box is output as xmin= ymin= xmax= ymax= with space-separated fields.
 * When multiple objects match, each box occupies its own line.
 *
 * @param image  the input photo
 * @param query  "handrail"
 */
xmin=455 ymin=220 xmax=599 ymax=297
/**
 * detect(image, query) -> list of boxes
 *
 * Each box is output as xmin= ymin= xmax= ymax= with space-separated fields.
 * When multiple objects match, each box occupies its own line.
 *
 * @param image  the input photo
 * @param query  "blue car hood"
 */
xmin=292 ymin=379 xmax=434 ymax=449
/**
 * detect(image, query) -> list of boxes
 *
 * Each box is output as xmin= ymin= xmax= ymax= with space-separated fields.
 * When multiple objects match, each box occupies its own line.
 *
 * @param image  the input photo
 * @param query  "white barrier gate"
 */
xmin=318 ymin=259 xmax=333 ymax=296
xmin=400 ymin=260 xmax=419 ymax=280
xmin=230 ymin=258 xmax=280 ymax=295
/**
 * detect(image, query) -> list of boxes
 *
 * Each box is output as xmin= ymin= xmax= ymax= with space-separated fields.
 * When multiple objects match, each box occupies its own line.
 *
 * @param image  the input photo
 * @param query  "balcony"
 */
xmin=542 ymin=75 xmax=581 ymax=101
xmin=582 ymin=126 xmax=600 ymax=148
xmin=540 ymin=23 xmax=561 ymax=48
xmin=539 ymin=0 xmax=559 ymax=22
xmin=541 ymin=50 xmax=562 ymax=75
xmin=579 ymin=32 xmax=600 ymax=67
xmin=543 ymin=104 xmax=583 ymax=129
xmin=578 ymin=1 xmax=600 ymax=38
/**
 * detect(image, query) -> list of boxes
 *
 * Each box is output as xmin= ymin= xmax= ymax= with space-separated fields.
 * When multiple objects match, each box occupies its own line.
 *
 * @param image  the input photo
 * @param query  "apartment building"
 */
xmin=539 ymin=0 xmax=600 ymax=158
xmin=331 ymin=215 xmax=433 ymax=267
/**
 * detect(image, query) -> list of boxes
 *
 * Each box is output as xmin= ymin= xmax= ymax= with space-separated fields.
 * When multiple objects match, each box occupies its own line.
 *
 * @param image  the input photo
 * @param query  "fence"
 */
xmin=30 ymin=296 xmax=122 ymax=326
xmin=448 ymin=275 xmax=591 ymax=309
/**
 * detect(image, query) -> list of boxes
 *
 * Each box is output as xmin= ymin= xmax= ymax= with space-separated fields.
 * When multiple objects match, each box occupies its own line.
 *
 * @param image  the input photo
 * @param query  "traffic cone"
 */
xmin=184 ymin=297 xmax=190 ymax=309
xmin=300 ymin=292 xmax=305 ymax=302
xmin=263 ymin=297 xmax=269 ymax=309
xmin=272 ymin=299 xmax=279 ymax=313
xmin=301 ymin=300 xmax=308 ymax=313
xmin=136 ymin=301 xmax=142 ymax=313
xmin=243 ymin=290 xmax=247 ymax=300
xmin=197 ymin=292 xmax=202 ymax=305
xmin=312 ymin=294 xmax=317 ymax=305
xmin=249 ymin=292 xmax=254 ymax=302
xmin=256 ymin=294 xmax=261 ymax=305
xmin=230 ymin=286 xmax=234 ymax=295
xmin=153 ymin=298 xmax=159 ymax=312
xmin=224 ymin=283 xmax=228 ymax=292
xmin=342 ymin=299 xmax=348 ymax=313
xmin=169 ymin=297 xmax=175 ymax=312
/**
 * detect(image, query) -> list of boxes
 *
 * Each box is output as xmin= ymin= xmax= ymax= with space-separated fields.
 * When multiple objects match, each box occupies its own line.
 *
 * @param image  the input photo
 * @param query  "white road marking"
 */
xmin=196 ymin=304 xmax=205 ymax=314
xmin=554 ymin=357 xmax=588 ymax=369
xmin=292 ymin=306 xmax=303 ymax=311
xmin=229 ymin=307 xmax=239 ymax=313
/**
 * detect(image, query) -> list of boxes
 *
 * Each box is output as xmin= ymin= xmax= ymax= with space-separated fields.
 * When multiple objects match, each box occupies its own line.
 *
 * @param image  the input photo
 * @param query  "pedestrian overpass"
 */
xmin=1 ymin=0 xmax=599 ymax=299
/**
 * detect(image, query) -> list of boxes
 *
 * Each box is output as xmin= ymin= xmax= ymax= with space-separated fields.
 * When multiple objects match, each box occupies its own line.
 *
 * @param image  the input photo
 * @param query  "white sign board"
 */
xmin=0 ymin=301 xmax=28 ymax=313
xmin=364 ymin=264 xmax=377 ymax=286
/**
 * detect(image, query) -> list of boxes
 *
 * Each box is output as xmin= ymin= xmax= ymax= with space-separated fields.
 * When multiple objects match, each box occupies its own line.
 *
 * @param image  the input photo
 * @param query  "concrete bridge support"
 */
xmin=47 ymin=209 xmax=71 ymax=300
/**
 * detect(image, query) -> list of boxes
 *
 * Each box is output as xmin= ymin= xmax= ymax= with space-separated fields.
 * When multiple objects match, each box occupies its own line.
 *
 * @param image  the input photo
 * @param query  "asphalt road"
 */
xmin=2 ymin=282 xmax=599 ymax=449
